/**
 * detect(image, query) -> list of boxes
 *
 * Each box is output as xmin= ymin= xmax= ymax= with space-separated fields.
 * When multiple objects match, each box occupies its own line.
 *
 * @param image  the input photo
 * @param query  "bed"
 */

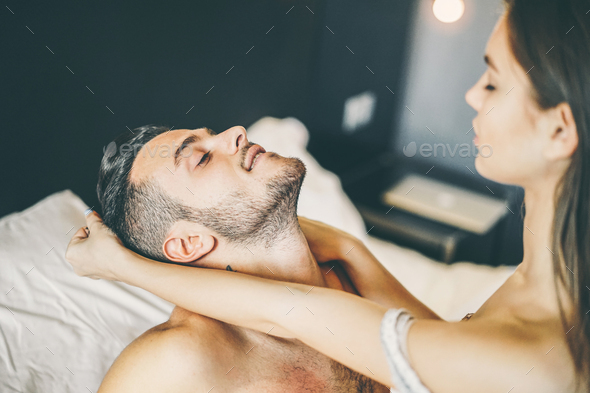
xmin=0 ymin=117 xmax=516 ymax=392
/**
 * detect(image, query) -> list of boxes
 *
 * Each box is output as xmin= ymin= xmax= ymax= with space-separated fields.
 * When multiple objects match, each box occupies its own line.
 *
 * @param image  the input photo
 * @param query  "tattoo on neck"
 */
xmin=226 ymin=265 xmax=236 ymax=272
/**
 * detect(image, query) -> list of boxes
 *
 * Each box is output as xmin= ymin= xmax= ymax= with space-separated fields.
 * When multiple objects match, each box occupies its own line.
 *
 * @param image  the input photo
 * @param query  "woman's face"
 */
xmin=465 ymin=14 xmax=548 ymax=187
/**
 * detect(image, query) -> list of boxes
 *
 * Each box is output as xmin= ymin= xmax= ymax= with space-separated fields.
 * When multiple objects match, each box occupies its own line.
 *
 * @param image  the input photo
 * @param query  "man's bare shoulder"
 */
xmin=98 ymin=308 xmax=243 ymax=393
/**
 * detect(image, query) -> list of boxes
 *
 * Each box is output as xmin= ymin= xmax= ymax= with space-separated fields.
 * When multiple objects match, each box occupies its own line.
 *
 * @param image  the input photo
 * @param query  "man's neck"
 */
xmin=224 ymin=223 xmax=328 ymax=288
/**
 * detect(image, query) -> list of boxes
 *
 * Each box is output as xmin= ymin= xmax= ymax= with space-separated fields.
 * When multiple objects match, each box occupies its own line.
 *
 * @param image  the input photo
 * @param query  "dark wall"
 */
xmin=1 ymin=0 xmax=322 ymax=216
xmin=307 ymin=0 xmax=415 ymax=176
xmin=1 ymin=0 xmax=416 ymax=218
xmin=1 ymin=1 xmax=522 ymax=265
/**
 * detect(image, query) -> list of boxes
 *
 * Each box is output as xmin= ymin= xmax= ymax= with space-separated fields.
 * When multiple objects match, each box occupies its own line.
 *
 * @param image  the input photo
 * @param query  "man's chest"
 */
xmin=218 ymin=329 xmax=388 ymax=393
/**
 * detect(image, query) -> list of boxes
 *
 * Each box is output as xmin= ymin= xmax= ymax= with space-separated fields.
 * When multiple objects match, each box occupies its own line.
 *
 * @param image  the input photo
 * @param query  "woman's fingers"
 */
xmin=71 ymin=227 xmax=89 ymax=241
xmin=65 ymin=227 xmax=89 ymax=265
xmin=66 ymin=209 xmax=100 ymax=249
xmin=65 ymin=209 xmax=126 ymax=281
xmin=85 ymin=210 xmax=103 ymax=231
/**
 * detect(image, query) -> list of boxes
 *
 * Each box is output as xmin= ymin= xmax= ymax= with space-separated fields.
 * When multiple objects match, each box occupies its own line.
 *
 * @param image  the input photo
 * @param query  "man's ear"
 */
xmin=544 ymin=102 xmax=578 ymax=161
xmin=163 ymin=229 xmax=215 ymax=264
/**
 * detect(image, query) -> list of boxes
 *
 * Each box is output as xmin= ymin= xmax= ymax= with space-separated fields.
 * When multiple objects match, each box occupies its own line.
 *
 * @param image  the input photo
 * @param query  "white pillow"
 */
xmin=0 ymin=190 xmax=175 ymax=392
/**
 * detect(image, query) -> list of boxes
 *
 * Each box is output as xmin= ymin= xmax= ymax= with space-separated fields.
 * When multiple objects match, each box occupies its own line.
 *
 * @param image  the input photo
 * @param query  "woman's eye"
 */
xmin=197 ymin=152 xmax=210 ymax=167
xmin=485 ymin=84 xmax=495 ymax=91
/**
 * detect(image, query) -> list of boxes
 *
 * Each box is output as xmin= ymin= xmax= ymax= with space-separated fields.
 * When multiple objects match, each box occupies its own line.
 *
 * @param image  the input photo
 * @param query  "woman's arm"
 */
xmin=299 ymin=217 xmax=441 ymax=320
xmin=66 ymin=212 xmax=391 ymax=385
xmin=338 ymin=240 xmax=441 ymax=320
xmin=68 ymin=212 xmax=545 ymax=393
xmin=67 ymin=212 xmax=538 ymax=393
xmin=65 ymin=212 xmax=392 ymax=385
xmin=120 ymin=253 xmax=545 ymax=393
xmin=117 ymin=250 xmax=392 ymax=386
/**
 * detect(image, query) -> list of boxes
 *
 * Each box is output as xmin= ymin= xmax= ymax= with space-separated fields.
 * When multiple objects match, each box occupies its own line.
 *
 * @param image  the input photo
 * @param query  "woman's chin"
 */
xmin=474 ymin=157 xmax=520 ymax=186
xmin=474 ymin=157 xmax=494 ymax=181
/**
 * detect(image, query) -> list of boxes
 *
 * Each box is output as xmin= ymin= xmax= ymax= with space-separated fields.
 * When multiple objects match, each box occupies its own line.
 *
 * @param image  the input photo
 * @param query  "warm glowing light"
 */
xmin=432 ymin=0 xmax=465 ymax=23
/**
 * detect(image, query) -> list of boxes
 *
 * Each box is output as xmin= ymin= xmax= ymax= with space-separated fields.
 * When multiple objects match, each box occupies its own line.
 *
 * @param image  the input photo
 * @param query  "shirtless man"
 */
xmin=93 ymin=125 xmax=393 ymax=392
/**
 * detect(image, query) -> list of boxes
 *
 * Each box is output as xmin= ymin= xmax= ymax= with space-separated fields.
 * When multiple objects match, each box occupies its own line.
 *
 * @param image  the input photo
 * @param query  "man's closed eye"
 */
xmin=197 ymin=152 xmax=211 ymax=169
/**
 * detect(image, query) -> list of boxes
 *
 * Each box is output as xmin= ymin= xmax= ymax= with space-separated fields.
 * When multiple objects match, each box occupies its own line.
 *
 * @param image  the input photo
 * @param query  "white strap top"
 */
xmin=379 ymin=308 xmax=432 ymax=393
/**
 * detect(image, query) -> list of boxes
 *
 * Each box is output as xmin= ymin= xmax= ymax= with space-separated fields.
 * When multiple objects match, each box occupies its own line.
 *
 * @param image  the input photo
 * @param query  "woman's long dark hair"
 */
xmin=504 ymin=0 xmax=590 ymax=390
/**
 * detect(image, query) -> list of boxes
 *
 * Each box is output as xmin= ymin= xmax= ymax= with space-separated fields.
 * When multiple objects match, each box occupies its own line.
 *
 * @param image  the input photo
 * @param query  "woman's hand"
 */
xmin=65 ymin=210 xmax=129 ymax=281
xmin=298 ymin=216 xmax=359 ymax=264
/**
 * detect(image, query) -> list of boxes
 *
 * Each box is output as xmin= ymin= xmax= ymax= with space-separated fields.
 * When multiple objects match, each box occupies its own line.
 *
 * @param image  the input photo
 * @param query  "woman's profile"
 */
xmin=66 ymin=0 xmax=590 ymax=392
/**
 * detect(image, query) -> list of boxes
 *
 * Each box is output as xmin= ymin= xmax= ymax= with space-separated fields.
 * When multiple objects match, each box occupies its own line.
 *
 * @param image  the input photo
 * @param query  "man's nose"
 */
xmin=221 ymin=126 xmax=248 ymax=154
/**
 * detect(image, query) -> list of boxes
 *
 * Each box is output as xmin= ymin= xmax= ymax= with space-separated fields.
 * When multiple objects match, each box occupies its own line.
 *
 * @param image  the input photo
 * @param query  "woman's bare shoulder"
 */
xmin=405 ymin=316 xmax=575 ymax=393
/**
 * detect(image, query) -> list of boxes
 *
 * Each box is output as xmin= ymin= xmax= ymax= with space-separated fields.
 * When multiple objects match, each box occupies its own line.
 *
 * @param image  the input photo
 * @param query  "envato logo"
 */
xmin=402 ymin=141 xmax=492 ymax=158
xmin=103 ymin=141 xmax=195 ymax=159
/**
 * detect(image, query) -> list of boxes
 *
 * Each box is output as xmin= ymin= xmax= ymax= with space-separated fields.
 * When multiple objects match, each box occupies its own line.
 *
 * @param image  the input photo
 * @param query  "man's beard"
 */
xmin=192 ymin=155 xmax=307 ymax=249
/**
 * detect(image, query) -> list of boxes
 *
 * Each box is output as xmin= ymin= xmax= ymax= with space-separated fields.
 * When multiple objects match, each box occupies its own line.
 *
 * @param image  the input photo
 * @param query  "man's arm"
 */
xmin=334 ymin=238 xmax=442 ymax=320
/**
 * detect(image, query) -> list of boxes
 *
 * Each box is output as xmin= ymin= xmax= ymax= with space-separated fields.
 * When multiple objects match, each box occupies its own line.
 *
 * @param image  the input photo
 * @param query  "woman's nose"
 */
xmin=465 ymin=76 xmax=485 ymax=112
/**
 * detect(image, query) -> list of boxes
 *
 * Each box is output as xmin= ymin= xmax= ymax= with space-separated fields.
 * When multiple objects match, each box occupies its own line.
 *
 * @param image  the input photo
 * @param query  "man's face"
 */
xmin=130 ymin=126 xmax=307 ymax=250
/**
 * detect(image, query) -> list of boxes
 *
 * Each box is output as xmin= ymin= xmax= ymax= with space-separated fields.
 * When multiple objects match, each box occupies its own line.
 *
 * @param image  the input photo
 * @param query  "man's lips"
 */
xmin=245 ymin=144 xmax=266 ymax=171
